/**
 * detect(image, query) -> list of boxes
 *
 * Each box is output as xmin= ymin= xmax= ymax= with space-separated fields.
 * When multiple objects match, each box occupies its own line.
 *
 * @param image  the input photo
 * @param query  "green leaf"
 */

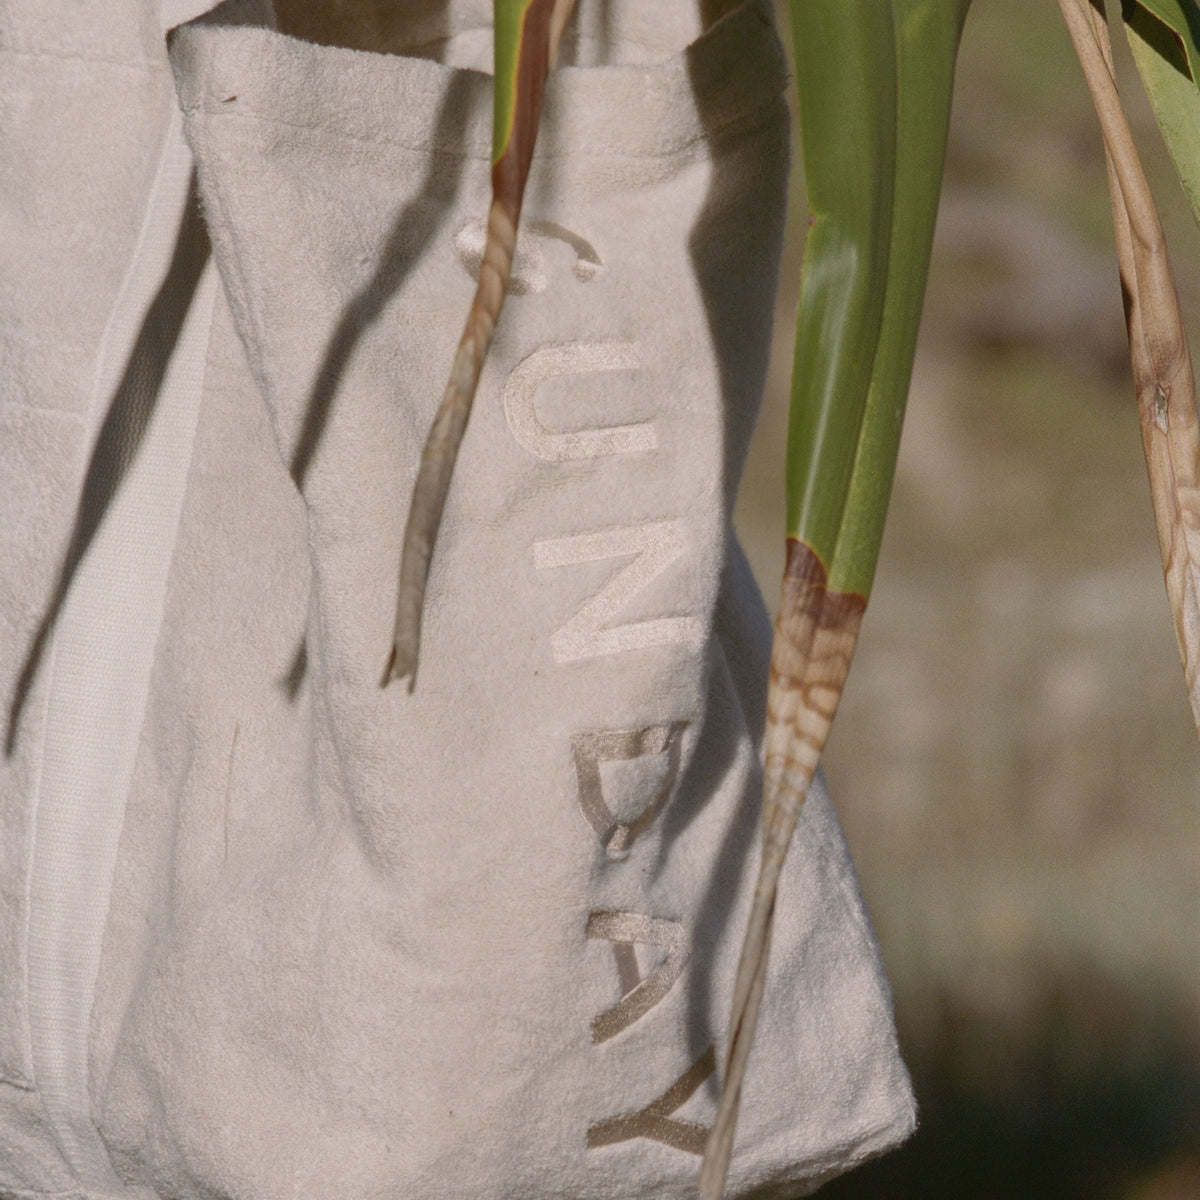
xmin=784 ymin=0 xmax=970 ymax=597
xmin=1123 ymin=0 xmax=1200 ymax=231
xmin=829 ymin=0 xmax=972 ymax=596
xmin=784 ymin=0 xmax=898 ymax=572
xmin=1123 ymin=0 xmax=1200 ymax=78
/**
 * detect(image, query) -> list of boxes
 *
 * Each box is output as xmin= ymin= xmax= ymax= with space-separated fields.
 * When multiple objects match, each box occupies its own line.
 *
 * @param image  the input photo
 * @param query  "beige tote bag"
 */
xmin=0 ymin=2 xmax=914 ymax=1196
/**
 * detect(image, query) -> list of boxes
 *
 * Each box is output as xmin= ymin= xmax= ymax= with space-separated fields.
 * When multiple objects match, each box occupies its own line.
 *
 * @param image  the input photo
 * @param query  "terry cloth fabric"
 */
xmin=0 ymin=1 xmax=916 ymax=1197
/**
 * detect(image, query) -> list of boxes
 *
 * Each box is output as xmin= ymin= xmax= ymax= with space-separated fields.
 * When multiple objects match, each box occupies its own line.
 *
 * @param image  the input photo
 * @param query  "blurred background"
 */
xmin=738 ymin=2 xmax=1200 ymax=1195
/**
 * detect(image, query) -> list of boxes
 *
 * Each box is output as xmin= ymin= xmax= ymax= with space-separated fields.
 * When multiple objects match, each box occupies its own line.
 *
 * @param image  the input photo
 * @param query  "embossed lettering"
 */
xmin=454 ymin=218 xmax=547 ymax=294
xmin=572 ymin=723 xmax=686 ymax=855
xmin=505 ymin=342 xmax=655 ymax=462
xmin=586 ymin=912 xmax=689 ymax=1043
xmin=526 ymin=220 xmax=605 ymax=281
xmin=586 ymin=1047 xmax=716 ymax=1156
xmin=455 ymin=218 xmax=603 ymax=294
xmin=532 ymin=521 xmax=703 ymax=663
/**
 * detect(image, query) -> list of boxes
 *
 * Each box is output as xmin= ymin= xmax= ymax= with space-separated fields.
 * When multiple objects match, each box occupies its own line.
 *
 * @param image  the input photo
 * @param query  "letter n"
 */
xmin=532 ymin=521 xmax=703 ymax=663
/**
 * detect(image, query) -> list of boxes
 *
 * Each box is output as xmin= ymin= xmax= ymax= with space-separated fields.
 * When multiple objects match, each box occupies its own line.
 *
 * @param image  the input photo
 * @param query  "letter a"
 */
xmin=586 ymin=912 xmax=689 ymax=1044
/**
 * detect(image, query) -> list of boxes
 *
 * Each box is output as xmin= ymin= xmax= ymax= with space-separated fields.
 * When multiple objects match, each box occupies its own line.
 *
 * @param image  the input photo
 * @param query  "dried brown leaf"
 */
xmin=1060 ymin=0 xmax=1200 ymax=732
xmin=384 ymin=0 xmax=577 ymax=687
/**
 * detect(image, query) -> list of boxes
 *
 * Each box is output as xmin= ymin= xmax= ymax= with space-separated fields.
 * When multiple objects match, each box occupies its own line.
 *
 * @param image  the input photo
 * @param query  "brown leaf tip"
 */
xmin=774 ymin=539 xmax=866 ymax=672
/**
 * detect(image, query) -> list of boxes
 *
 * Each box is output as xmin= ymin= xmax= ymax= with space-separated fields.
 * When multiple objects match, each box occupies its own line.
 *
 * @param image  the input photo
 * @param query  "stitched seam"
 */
xmin=0 ymin=44 xmax=155 ymax=73
xmin=0 ymin=1189 xmax=93 ymax=1200
xmin=194 ymin=140 xmax=272 ymax=416
xmin=0 ymin=399 xmax=86 ymax=420
xmin=179 ymin=89 xmax=785 ymax=163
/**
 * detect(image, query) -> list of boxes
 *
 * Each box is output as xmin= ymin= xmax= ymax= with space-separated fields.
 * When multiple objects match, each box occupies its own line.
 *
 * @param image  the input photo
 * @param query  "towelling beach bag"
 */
xmin=0 ymin=0 xmax=915 ymax=1196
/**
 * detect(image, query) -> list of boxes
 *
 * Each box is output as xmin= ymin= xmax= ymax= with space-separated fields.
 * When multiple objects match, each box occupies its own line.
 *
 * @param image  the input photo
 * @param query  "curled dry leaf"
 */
xmin=384 ymin=0 xmax=577 ymax=688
